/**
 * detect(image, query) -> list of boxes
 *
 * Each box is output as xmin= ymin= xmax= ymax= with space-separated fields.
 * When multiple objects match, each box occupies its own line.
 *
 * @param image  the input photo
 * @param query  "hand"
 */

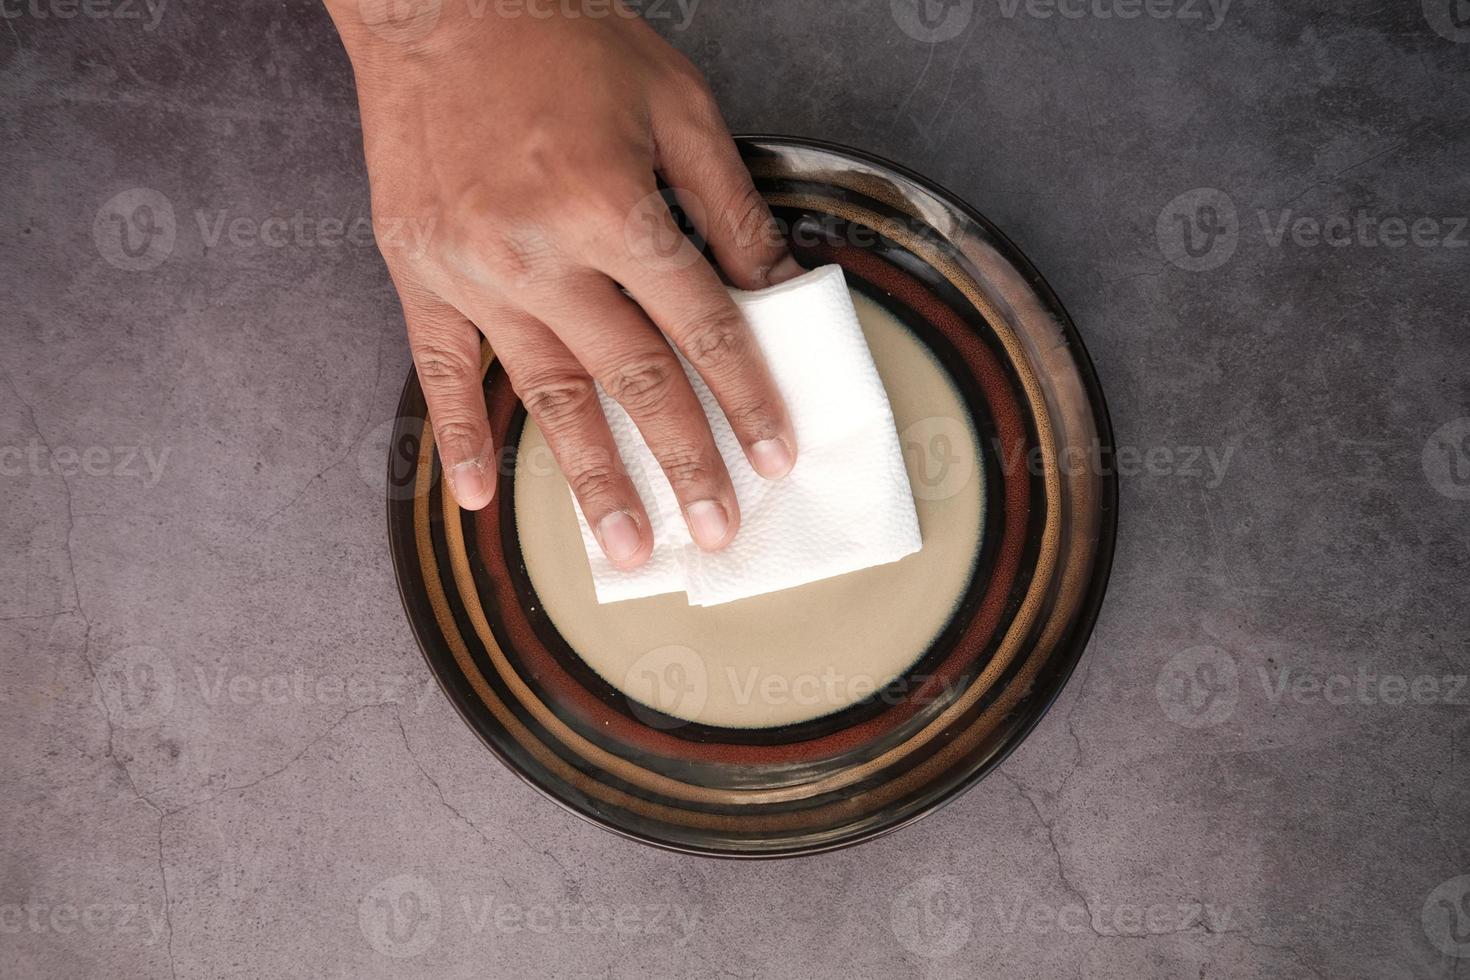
xmin=326 ymin=1 xmax=803 ymax=570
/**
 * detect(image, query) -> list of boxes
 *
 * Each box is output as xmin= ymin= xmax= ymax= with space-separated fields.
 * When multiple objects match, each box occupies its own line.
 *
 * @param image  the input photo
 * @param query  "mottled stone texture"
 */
xmin=1 ymin=1 xmax=1467 ymax=977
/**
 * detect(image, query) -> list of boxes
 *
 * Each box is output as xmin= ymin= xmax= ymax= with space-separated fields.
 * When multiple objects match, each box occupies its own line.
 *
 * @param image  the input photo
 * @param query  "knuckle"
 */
xmin=686 ymin=89 xmax=723 ymax=131
xmin=567 ymin=464 xmax=620 ymax=503
xmin=726 ymin=397 xmax=775 ymax=433
xmin=570 ymin=192 xmax=643 ymax=250
xmin=601 ymin=355 xmax=681 ymax=415
xmin=682 ymin=308 xmax=750 ymax=370
xmin=720 ymin=182 xmax=778 ymax=253
xmin=656 ymin=449 xmax=713 ymax=492
xmin=595 ymin=187 xmax=645 ymax=229
xmin=415 ymin=341 xmax=479 ymax=388
xmin=519 ymin=375 xmax=598 ymax=430
xmin=666 ymin=53 xmax=714 ymax=100
xmin=659 ymin=60 xmax=724 ymax=134
xmin=433 ymin=417 xmax=484 ymax=455
xmin=481 ymin=226 xmax=558 ymax=291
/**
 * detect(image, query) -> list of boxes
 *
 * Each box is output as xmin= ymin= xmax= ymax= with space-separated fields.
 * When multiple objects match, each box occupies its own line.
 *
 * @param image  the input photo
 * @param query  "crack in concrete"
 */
xmin=392 ymin=709 xmax=492 ymax=848
xmin=3 ymin=356 xmax=426 ymax=979
xmin=1273 ymin=139 xmax=1409 ymax=209
xmin=391 ymin=709 xmax=580 ymax=897
xmin=153 ymin=812 xmax=178 ymax=980
xmin=888 ymin=39 xmax=938 ymax=140
xmin=925 ymin=21 xmax=981 ymax=137
xmin=163 ymin=701 xmax=397 ymax=818
xmin=1228 ymin=933 xmax=1327 ymax=980
xmin=999 ymin=766 xmax=1242 ymax=947
xmin=0 ymin=609 xmax=80 ymax=622
xmin=998 ymin=767 xmax=1105 ymax=940
xmin=685 ymin=947 xmax=756 ymax=980
xmin=254 ymin=328 xmax=390 ymax=529
xmin=2 ymin=365 xmax=180 ymax=980
xmin=1058 ymin=649 xmax=1096 ymax=803
xmin=1097 ymin=268 xmax=1166 ymax=287
xmin=999 ymin=765 xmax=1333 ymax=978
xmin=0 ymin=368 xmax=83 ymax=619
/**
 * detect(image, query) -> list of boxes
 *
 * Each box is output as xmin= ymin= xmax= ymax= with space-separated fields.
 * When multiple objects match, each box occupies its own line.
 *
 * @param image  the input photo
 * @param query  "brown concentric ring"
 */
xmin=425 ymin=205 xmax=1062 ymax=803
xmin=466 ymin=240 xmax=1034 ymax=767
xmin=390 ymin=139 xmax=1112 ymax=854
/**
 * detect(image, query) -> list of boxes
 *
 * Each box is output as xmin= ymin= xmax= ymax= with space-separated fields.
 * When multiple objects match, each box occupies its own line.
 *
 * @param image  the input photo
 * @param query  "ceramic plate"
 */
xmin=387 ymin=137 xmax=1117 ymax=857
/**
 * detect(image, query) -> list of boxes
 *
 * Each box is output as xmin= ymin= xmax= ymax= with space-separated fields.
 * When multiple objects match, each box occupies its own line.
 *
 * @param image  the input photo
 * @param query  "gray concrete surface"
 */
xmin=3 ymin=1 xmax=1468 ymax=977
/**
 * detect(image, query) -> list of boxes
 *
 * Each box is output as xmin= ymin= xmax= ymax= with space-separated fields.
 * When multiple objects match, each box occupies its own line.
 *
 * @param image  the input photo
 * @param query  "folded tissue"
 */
xmin=571 ymin=264 xmax=922 ymax=606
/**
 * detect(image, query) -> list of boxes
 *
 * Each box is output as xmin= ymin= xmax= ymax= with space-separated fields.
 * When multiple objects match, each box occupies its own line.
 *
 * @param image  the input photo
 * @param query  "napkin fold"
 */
xmin=572 ymin=264 xmax=922 ymax=606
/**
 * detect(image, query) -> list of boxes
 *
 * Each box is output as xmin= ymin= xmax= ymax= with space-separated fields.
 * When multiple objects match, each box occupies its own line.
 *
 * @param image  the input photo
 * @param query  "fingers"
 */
xmin=485 ymin=308 xmax=655 ymax=571
xmin=651 ymin=84 xmax=805 ymax=291
xmin=521 ymin=274 xmax=742 ymax=553
xmin=606 ymin=217 xmax=798 ymax=482
xmin=400 ymin=293 xmax=497 ymax=511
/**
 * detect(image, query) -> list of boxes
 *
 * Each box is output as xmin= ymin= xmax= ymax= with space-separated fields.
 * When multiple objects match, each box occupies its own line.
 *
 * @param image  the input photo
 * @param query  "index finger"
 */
xmin=609 ymin=204 xmax=798 ymax=482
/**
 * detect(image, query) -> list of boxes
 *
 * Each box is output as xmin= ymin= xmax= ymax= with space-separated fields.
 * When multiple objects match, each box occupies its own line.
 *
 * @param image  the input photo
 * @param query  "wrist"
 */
xmin=323 ymin=0 xmax=484 ymax=74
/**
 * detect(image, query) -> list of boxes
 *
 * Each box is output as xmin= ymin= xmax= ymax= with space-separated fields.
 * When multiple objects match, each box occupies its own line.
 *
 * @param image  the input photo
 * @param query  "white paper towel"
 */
xmin=571 ymin=264 xmax=922 ymax=606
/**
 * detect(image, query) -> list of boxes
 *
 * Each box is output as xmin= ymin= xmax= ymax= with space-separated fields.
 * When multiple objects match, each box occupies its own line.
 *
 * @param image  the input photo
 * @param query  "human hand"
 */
xmin=326 ymin=1 xmax=803 ymax=570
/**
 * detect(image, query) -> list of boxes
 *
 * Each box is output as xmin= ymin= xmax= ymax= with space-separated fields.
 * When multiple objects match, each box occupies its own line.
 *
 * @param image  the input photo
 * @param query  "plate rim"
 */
xmin=385 ymin=133 xmax=1121 ymax=859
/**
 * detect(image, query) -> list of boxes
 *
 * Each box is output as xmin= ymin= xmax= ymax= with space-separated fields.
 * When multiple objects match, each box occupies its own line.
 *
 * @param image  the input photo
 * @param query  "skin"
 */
xmin=324 ymin=0 xmax=803 ymax=570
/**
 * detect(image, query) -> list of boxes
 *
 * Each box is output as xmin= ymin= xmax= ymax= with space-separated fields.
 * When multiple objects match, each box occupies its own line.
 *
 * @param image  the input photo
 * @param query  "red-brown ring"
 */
xmin=469 ymin=239 xmax=1033 ymax=765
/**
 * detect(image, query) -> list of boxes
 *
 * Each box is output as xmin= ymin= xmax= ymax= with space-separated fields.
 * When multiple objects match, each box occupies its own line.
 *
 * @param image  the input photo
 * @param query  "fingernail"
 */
xmin=685 ymin=499 xmax=730 ymax=551
xmin=751 ymin=438 xmax=794 ymax=479
xmin=766 ymin=254 xmax=805 ymax=286
xmin=448 ymin=458 xmax=494 ymax=509
xmin=596 ymin=511 xmax=643 ymax=564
